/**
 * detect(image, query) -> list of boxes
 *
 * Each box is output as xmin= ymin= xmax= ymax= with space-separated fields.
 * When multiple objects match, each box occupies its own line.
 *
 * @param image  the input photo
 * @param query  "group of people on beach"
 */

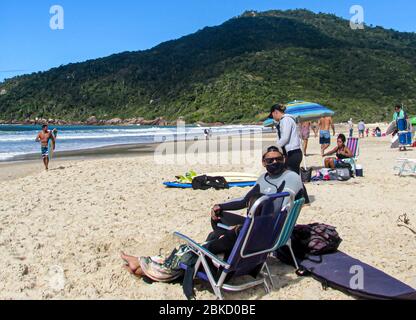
xmin=120 ymin=103 xmax=317 ymax=283
xmin=299 ymin=116 xmax=335 ymax=157
xmin=29 ymin=101 xmax=414 ymax=297
xmin=31 ymin=101 xmax=414 ymax=297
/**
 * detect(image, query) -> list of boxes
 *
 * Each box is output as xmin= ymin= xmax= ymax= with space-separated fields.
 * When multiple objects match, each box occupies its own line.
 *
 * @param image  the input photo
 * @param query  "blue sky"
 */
xmin=1 ymin=0 xmax=415 ymax=82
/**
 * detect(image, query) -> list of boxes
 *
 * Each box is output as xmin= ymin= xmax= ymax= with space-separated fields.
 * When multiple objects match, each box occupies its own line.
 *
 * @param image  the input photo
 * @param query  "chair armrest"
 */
xmin=174 ymin=232 xmax=231 ymax=269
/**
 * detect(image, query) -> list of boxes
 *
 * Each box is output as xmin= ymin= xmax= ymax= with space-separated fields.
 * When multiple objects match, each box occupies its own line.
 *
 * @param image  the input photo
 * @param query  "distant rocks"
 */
xmin=196 ymin=121 xmax=225 ymax=127
xmin=86 ymin=116 xmax=98 ymax=125
xmin=140 ymin=117 xmax=168 ymax=126
xmin=106 ymin=118 xmax=123 ymax=125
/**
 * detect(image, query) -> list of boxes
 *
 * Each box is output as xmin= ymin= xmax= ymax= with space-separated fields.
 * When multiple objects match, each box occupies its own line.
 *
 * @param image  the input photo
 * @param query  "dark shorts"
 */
xmin=320 ymin=130 xmax=331 ymax=145
xmin=41 ymin=146 xmax=49 ymax=158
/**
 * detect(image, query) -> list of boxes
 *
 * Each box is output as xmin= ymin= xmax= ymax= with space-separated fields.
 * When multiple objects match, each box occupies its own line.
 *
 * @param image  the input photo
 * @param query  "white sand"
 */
xmin=0 ymin=127 xmax=415 ymax=300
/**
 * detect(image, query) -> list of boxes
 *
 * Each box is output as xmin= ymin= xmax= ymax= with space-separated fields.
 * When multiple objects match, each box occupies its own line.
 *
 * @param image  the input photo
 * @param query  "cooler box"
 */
xmin=399 ymin=132 xmax=412 ymax=145
xmin=397 ymin=119 xmax=407 ymax=131
xmin=355 ymin=164 xmax=363 ymax=177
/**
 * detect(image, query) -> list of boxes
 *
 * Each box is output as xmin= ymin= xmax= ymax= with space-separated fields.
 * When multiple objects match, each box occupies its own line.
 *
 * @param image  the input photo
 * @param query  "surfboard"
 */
xmin=391 ymin=135 xmax=399 ymax=149
xmin=163 ymin=181 xmax=256 ymax=189
xmin=48 ymin=129 xmax=58 ymax=160
xmin=386 ymin=121 xmax=397 ymax=135
xmin=204 ymin=172 xmax=258 ymax=182
xmin=205 ymin=172 xmax=258 ymax=178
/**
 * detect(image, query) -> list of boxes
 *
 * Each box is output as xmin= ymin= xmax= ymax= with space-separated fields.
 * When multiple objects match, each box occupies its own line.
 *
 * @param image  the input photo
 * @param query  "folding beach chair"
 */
xmin=271 ymin=198 xmax=305 ymax=272
xmin=394 ymin=158 xmax=416 ymax=176
xmin=174 ymin=193 xmax=304 ymax=300
xmin=341 ymin=137 xmax=360 ymax=172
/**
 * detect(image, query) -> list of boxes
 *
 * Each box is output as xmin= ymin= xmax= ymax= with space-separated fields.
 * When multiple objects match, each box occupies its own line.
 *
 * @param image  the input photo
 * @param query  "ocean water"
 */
xmin=0 ymin=124 xmax=269 ymax=161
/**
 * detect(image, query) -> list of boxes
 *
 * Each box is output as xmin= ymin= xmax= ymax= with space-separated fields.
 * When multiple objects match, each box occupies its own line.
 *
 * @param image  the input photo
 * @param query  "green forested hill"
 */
xmin=1 ymin=9 xmax=416 ymax=123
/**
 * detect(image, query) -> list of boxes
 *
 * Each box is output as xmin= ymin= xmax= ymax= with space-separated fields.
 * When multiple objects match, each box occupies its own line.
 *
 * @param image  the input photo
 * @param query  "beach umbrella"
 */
xmin=286 ymin=101 xmax=336 ymax=170
xmin=285 ymin=100 xmax=335 ymax=122
xmin=263 ymin=101 xmax=335 ymax=170
xmin=263 ymin=101 xmax=335 ymax=126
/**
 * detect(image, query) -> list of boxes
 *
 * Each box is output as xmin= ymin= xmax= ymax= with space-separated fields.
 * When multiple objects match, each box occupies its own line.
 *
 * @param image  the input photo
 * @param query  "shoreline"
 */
xmin=0 ymin=124 xmax=273 ymax=164
xmin=0 ymin=122 xmax=388 ymax=164
xmin=0 ymin=133 xmax=278 ymax=181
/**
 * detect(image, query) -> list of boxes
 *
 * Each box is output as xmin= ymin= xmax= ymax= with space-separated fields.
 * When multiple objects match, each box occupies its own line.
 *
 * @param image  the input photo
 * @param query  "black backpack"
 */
xmin=191 ymin=175 xmax=229 ymax=190
xmin=291 ymin=223 xmax=343 ymax=259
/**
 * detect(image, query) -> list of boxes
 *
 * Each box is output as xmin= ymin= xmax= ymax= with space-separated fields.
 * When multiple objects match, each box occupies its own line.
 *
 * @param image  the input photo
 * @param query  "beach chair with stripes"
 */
xmin=174 ymin=193 xmax=304 ymax=300
xmin=341 ymin=137 xmax=360 ymax=172
xmin=394 ymin=158 xmax=416 ymax=176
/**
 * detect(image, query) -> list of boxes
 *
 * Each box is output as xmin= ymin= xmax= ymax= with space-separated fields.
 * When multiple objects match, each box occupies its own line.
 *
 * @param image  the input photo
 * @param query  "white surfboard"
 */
xmin=391 ymin=135 xmax=399 ymax=149
xmin=206 ymin=172 xmax=258 ymax=178
xmin=386 ymin=121 xmax=397 ymax=135
xmin=205 ymin=172 xmax=259 ymax=182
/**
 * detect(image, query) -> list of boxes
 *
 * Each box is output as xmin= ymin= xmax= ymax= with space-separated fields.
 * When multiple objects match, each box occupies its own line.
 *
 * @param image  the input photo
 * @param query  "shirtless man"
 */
xmin=35 ymin=124 xmax=55 ymax=171
xmin=319 ymin=116 xmax=336 ymax=156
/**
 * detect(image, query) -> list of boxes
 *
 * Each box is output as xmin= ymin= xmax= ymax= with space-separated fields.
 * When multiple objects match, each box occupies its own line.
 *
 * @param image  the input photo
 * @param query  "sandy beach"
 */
xmin=0 ymin=125 xmax=415 ymax=300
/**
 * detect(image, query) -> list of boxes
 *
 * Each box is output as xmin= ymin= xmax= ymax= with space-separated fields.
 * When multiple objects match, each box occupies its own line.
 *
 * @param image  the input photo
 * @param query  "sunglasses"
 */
xmin=264 ymin=157 xmax=284 ymax=165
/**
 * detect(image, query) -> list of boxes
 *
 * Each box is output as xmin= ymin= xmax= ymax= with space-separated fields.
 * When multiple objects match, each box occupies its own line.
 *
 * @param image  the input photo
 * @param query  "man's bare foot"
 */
xmin=121 ymin=252 xmax=143 ymax=277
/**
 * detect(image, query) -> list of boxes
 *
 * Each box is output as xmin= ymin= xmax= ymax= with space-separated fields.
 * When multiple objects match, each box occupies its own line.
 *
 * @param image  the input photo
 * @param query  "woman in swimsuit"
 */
xmin=323 ymin=134 xmax=353 ymax=169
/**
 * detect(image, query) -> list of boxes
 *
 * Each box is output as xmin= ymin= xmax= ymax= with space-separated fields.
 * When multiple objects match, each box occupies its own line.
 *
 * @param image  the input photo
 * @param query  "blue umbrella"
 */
xmin=263 ymin=101 xmax=335 ymax=127
xmin=285 ymin=100 xmax=335 ymax=122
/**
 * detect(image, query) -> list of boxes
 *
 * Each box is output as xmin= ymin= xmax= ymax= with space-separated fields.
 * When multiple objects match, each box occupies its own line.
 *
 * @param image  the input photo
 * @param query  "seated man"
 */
xmin=323 ymin=134 xmax=353 ymax=169
xmin=120 ymin=146 xmax=304 ymax=280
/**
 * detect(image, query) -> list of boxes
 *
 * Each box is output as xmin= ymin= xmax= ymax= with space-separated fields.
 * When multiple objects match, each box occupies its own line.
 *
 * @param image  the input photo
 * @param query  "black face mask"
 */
xmin=266 ymin=162 xmax=285 ymax=176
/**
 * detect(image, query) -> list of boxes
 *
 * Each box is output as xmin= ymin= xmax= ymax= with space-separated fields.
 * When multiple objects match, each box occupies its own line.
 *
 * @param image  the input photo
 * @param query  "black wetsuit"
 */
xmin=204 ymin=171 xmax=304 ymax=258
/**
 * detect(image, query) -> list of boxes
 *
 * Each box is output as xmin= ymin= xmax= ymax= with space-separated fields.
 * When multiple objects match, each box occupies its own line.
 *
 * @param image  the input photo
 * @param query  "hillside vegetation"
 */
xmin=1 ymin=9 xmax=416 ymax=123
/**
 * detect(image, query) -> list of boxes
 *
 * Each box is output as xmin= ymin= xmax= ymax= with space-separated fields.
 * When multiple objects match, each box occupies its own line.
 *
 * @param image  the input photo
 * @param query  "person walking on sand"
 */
xmin=35 ymin=124 xmax=55 ymax=171
xmin=358 ymin=120 xmax=366 ymax=139
xmin=319 ymin=116 xmax=335 ymax=156
xmin=300 ymin=121 xmax=311 ymax=156
xmin=348 ymin=118 xmax=354 ymax=138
